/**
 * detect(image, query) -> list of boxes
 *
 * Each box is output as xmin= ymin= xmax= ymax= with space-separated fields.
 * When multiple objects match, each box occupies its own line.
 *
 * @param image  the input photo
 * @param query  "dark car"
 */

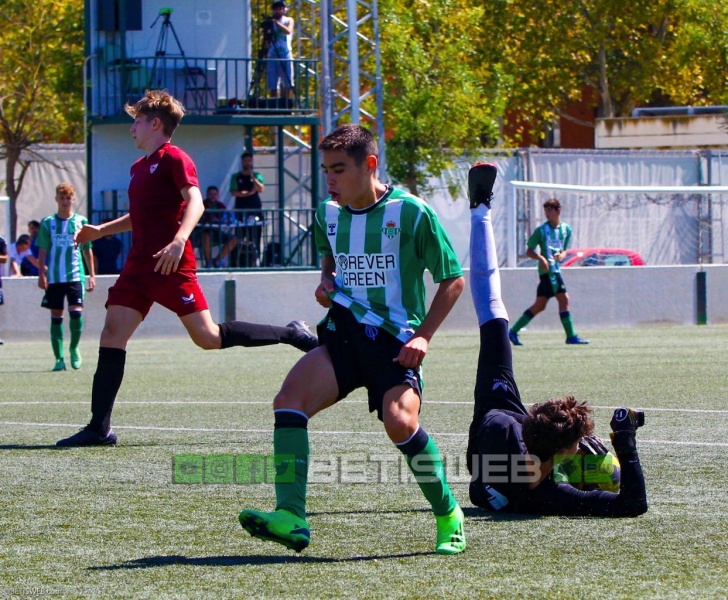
xmin=517 ymin=248 xmax=645 ymax=268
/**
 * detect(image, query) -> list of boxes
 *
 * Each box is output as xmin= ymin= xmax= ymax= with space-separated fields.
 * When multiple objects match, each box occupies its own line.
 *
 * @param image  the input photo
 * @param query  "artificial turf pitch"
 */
xmin=1 ymin=325 xmax=727 ymax=599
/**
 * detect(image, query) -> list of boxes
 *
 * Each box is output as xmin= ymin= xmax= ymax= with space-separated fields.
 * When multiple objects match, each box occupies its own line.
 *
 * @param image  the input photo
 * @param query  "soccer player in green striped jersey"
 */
xmin=509 ymin=198 xmax=588 ymax=346
xmin=37 ymin=182 xmax=96 ymax=371
xmin=239 ymin=124 xmax=467 ymax=555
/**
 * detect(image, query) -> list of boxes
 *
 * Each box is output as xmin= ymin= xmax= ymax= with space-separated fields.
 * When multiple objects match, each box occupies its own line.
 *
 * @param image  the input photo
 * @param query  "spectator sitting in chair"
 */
xmin=200 ymin=185 xmax=238 ymax=268
xmin=21 ymin=220 xmax=41 ymax=276
xmin=8 ymin=234 xmax=32 ymax=277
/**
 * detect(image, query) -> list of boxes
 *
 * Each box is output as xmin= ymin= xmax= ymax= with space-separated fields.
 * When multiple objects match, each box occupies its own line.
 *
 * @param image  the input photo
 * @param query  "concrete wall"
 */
xmin=595 ymin=115 xmax=728 ymax=149
xmin=2 ymin=265 xmax=726 ymax=342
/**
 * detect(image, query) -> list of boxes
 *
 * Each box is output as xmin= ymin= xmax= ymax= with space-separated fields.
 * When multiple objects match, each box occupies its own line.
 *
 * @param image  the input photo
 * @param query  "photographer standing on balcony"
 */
xmin=230 ymin=152 xmax=265 ymax=266
xmin=264 ymin=0 xmax=295 ymax=101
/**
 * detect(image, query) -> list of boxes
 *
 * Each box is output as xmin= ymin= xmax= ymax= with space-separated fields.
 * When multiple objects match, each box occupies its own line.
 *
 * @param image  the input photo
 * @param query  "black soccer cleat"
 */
xmin=287 ymin=320 xmax=319 ymax=353
xmin=468 ymin=162 xmax=498 ymax=209
xmin=56 ymin=426 xmax=118 ymax=447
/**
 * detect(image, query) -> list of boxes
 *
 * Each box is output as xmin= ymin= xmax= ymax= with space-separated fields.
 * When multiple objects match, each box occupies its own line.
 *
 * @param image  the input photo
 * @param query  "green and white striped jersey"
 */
xmin=36 ymin=214 xmax=91 ymax=284
xmin=314 ymin=186 xmax=463 ymax=342
xmin=527 ymin=221 xmax=572 ymax=274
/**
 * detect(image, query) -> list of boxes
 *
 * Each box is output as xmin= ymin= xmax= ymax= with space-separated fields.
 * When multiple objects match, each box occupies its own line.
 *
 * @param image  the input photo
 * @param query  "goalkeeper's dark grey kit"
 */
xmin=465 ymin=164 xmax=647 ymax=517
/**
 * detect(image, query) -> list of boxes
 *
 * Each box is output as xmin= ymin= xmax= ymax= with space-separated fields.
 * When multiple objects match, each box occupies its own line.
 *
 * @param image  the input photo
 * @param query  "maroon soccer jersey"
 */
xmin=124 ymin=143 xmax=199 ymax=274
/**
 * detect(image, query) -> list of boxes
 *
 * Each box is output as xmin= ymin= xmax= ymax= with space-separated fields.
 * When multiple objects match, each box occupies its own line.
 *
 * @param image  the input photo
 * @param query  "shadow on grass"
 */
xmin=89 ymin=551 xmax=434 ymax=570
xmin=462 ymin=506 xmax=544 ymax=521
xmin=0 ymin=444 xmax=60 ymax=450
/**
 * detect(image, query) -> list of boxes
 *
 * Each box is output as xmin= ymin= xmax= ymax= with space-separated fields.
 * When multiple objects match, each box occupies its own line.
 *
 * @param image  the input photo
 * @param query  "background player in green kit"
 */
xmin=509 ymin=198 xmax=588 ymax=346
xmin=238 ymin=124 xmax=467 ymax=555
xmin=37 ymin=182 xmax=96 ymax=371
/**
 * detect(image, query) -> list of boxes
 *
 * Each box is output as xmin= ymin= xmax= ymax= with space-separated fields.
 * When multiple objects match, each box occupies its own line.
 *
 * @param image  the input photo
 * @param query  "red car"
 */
xmin=561 ymin=248 xmax=645 ymax=267
xmin=517 ymin=248 xmax=645 ymax=268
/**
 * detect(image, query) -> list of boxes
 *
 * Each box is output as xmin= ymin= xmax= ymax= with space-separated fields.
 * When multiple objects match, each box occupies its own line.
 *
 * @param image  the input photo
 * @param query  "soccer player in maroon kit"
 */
xmin=57 ymin=90 xmax=316 ymax=447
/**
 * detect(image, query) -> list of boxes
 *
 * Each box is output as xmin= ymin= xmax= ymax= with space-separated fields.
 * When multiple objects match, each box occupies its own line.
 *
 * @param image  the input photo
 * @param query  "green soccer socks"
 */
xmin=510 ymin=310 xmax=534 ymax=335
xmin=400 ymin=430 xmax=457 ymax=518
xmin=560 ymin=310 xmax=577 ymax=339
xmin=397 ymin=428 xmax=465 ymax=554
xmin=50 ymin=317 xmax=64 ymax=361
xmin=273 ymin=411 xmax=310 ymax=520
xmin=239 ymin=409 xmax=311 ymax=552
xmin=69 ymin=311 xmax=84 ymax=369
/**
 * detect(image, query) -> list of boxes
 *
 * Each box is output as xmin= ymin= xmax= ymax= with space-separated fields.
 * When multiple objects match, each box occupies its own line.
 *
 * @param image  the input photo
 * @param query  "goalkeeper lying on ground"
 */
xmin=465 ymin=163 xmax=647 ymax=517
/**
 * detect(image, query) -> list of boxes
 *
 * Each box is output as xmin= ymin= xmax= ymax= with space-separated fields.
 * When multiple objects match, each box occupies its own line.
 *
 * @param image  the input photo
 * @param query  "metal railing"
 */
xmin=91 ymin=208 xmax=317 ymax=271
xmin=91 ymin=55 xmax=319 ymax=118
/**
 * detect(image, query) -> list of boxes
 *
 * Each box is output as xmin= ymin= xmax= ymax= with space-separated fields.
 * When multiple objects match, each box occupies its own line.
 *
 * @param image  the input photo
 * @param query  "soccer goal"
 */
xmin=507 ymin=181 xmax=728 ymax=268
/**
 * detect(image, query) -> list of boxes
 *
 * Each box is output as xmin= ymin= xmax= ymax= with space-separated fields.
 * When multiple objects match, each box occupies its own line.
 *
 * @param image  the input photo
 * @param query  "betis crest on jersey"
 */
xmin=382 ymin=220 xmax=401 ymax=240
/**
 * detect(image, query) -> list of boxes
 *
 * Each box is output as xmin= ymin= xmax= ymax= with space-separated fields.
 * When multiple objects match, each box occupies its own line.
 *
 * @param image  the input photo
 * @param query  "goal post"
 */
xmin=508 ymin=181 xmax=728 ymax=268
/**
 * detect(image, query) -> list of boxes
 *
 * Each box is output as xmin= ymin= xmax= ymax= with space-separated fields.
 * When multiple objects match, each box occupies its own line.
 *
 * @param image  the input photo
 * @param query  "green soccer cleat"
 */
xmin=52 ymin=359 xmax=67 ymax=372
xmin=239 ymin=508 xmax=311 ymax=553
xmin=435 ymin=505 xmax=466 ymax=555
xmin=70 ymin=347 xmax=82 ymax=370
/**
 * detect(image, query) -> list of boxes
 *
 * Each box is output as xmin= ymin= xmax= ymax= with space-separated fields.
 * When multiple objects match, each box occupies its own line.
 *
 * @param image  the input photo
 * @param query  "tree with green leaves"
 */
xmin=378 ymin=0 xmax=505 ymax=195
xmin=479 ymin=0 xmax=684 ymax=144
xmin=659 ymin=0 xmax=728 ymax=106
xmin=0 ymin=0 xmax=84 ymax=240
xmin=481 ymin=0 xmax=728 ymax=145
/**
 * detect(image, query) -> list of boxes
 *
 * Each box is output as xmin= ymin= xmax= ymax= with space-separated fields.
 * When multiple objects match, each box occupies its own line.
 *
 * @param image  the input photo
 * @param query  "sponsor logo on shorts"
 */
xmin=364 ymin=325 xmax=379 ymax=340
xmin=182 ymin=293 xmax=195 ymax=304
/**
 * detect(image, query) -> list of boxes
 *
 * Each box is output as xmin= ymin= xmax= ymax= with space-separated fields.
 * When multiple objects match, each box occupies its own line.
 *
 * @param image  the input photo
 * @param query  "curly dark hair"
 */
xmin=521 ymin=396 xmax=594 ymax=461
xmin=543 ymin=198 xmax=561 ymax=211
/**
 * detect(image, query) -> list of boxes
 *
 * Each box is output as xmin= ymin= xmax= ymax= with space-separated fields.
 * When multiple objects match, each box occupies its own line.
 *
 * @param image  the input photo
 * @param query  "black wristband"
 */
xmin=610 ymin=430 xmax=637 ymax=457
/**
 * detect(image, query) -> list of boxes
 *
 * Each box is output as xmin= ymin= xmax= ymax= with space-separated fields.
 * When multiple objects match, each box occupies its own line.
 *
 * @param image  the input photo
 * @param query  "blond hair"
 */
xmin=124 ymin=90 xmax=185 ymax=137
xmin=56 ymin=182 xmax=75 ymax=197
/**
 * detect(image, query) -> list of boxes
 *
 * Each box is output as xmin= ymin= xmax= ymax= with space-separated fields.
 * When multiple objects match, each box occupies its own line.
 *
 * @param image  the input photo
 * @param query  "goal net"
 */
xmin=509 ymin=181 xmax=728 ymax=267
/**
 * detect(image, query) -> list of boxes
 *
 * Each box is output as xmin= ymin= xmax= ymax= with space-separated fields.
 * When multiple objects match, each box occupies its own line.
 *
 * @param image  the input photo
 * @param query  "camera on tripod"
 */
xmin=260 ymin=15 xmax=276 ymax=42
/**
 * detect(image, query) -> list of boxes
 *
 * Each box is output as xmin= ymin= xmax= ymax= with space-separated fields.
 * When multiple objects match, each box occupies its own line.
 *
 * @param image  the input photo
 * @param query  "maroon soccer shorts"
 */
xmin=106 ymin=270 xmax=209 ymax=318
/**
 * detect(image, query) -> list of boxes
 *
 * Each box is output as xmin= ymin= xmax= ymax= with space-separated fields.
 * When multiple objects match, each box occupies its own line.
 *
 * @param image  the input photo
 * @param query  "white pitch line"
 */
xmin=1 ymin=421 xmax=727 ymax=447
xmin=0 ymin=402 xmax=726 ymax=414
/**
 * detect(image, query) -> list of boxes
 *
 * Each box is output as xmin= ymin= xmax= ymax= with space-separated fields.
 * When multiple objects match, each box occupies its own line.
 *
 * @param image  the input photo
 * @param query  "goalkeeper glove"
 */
xmin=610 ymin=408 xmax=644 ymax=433
xmin=609 ymin=408 xmax=644 ymax=455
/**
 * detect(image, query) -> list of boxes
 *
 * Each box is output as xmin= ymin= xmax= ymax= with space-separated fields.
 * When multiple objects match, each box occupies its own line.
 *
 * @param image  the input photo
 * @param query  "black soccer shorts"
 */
xmin=318 ymin=302 xmax=422 ymax=421
xmin=40 ymin=282 xmax=84 ymax=310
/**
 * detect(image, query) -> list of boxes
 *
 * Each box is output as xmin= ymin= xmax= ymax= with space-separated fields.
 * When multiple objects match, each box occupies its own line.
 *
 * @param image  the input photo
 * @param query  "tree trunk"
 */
xmin=5 ymin=148 xmax=19 ymax=241
xmin=597 ymin=43 xmax=614 ymax=119
xmin=405 ymin=159 xmax=419 ymax=196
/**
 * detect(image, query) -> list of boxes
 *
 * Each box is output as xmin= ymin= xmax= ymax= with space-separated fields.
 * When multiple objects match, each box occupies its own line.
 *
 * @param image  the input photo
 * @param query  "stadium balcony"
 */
xmin=88 ymin=55 xmax=319 ymax=120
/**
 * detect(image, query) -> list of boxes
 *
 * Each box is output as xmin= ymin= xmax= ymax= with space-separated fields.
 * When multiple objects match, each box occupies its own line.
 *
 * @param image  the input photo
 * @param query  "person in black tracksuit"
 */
xmin=465 ymin=167 xmax=647 ymax=517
